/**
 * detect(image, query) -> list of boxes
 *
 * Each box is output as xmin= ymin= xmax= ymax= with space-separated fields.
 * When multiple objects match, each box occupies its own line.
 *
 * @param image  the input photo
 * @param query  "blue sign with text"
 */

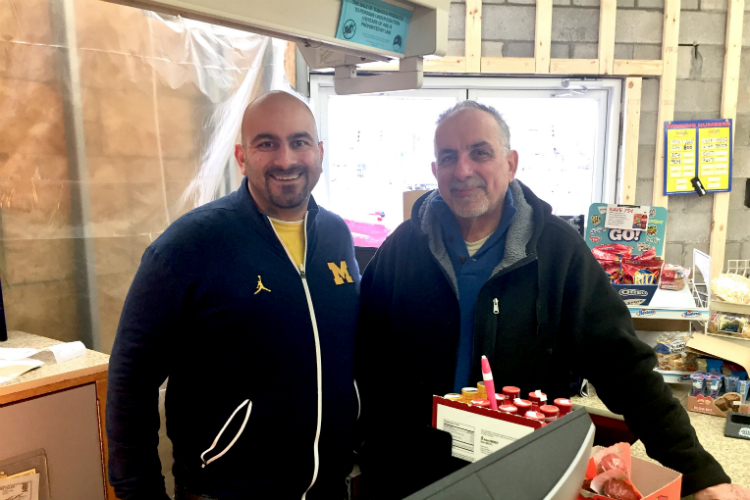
xmin=336 ymin=0 xmax=412 ymax=54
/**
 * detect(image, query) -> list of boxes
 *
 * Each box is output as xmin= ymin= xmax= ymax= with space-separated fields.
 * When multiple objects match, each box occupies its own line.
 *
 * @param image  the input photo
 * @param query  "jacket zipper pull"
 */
xmin=493 ymin=298 xmax=499 ymax=315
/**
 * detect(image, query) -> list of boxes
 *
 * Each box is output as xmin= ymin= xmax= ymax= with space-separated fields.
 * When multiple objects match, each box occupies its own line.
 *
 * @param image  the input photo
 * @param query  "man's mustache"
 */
xmin=265 ymin=165 xmax=308 ymax=178
xmin=450 ymin=177 xmax=486 ymax=191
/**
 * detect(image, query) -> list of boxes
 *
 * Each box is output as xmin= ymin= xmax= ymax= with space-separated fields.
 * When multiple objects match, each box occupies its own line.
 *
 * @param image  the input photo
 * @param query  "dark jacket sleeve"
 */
xmin=106 ymin=247 xmax=184 ymax=500
xmin=563 ymin=240 xmax=729 ymax=495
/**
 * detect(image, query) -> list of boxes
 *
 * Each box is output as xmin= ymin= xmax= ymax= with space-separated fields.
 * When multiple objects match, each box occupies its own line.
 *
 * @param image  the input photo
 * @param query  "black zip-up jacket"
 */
xmin=356 ymin=180 xmax=729 ymax=499
xmin=106 ymin=178 xmax=360 ymax=500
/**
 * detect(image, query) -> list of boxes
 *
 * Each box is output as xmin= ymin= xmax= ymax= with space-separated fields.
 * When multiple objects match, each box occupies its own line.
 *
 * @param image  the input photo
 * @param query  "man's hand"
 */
xmin=695 ymin=484 xmax=750 ymax=500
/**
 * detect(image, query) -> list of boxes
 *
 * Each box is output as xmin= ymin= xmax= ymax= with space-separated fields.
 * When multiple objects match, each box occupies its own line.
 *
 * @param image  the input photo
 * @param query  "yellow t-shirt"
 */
xmin=269 ymin=218 xmax=306 ymax=268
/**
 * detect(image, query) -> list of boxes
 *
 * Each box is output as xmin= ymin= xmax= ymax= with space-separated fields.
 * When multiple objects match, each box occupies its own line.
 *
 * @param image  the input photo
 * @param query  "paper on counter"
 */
xmin=0 ymin=348 xmax=40 ymax=361
xmin=0 ymin=359 xmax=44 ymax=384
xmin=0 ymin=468 xmax=36 ymax=479
xmin=46 ymin=341 xmax=86 ymax=363
xmin=0 ymin=472 xmax=40 ymax=500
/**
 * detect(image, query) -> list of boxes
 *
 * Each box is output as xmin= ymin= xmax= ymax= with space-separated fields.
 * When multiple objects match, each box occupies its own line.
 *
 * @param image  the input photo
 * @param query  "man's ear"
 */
xmin=318 ymin=141 xmax=325 ymax=162
xmin=235 ymin=144 xmax=247 ymax=175
xmin=507 ymin=150 xmax=519 ymax=180
xmin=431 ymin=161 xmax=437 ymax=179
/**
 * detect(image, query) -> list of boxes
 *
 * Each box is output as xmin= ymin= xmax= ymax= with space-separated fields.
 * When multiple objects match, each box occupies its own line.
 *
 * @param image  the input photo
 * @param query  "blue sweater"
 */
xmin=431 ymin=193 xmax=516 ymax=393
xmin=106 ymin=178 xmax=360 ymax=500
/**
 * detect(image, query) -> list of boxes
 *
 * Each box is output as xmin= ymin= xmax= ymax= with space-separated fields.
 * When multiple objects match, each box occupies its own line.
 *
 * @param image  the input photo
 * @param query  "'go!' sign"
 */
xmin=609 ymin=229 xmax=642 ymax=242
xmin=586 ymin=203 xmax=668 ymax=257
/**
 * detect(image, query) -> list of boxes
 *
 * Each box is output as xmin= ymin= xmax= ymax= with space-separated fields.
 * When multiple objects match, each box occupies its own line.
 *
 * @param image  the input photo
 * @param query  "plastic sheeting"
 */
xmin=0 ymin=0 xmax=293 ymax=352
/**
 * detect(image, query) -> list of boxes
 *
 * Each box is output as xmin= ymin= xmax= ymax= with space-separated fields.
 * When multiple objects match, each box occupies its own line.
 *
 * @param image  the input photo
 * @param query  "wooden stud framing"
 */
xmin=424 ymin=57 xmax=467 ymax=72
xmin=710 ymin=0 xmax=745 ymax=277
xmin=481 ymin=57 xmax=536 ymax=74
xmin=651 ymin=0 xmax=681 ymax=211
xmin=622 ymin=78 xmax=643 ymax=204
xmin=598 ymin=0 xmax=617 ymax=74
xmin=284 ymin=41 xmax=297 ymax=89
xmin=535 ymin=0 xmax=553 ymax=73
xmin=613 ymin=59 xmax=664 ymax=76
xmin=550 ymin=59 xmax=598 ymax=74
xmin=465 ymin=0 xmax=482 ymax=73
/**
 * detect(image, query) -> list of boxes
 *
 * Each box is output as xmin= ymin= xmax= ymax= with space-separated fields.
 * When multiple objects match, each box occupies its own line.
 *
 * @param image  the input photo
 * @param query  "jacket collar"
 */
xmin=412 ymin=180 xmax=546 ymax=294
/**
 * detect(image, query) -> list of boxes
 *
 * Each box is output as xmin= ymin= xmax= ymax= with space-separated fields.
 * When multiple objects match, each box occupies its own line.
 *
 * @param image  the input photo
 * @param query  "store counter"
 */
xmin=572 ymin=385 xmax=750 ymax=488
xmin=0 ymin=331 xmax=114 ymax=499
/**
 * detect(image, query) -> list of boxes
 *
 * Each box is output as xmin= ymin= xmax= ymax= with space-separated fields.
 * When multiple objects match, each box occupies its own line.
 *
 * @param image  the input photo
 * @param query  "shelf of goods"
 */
xmin=628 ymin=249 xmax=710 ymax=321
xmin=629 ymin=250 xmax=710 ymax=385
xmin=707 ymin=259 xmax=750 ymax=342
xmin=643 ymin=257 xmax=750 ymax=384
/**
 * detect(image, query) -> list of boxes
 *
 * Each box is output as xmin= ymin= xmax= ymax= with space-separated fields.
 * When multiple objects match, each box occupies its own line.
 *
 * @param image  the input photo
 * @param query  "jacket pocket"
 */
xmin=200 ymin=399 xmax=252 ymax=468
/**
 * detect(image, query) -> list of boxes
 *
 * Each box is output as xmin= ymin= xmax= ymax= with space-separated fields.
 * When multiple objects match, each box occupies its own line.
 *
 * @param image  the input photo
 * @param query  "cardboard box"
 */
xmin=586 ymin=447 xmax=682 ymax=500
xmin=431 ymin=396 xmax=543 ymax=463
xmin=403 ymin=190 xmax=429 ymax=222
xmin=685 ymin=334 xmax=750 ymax=418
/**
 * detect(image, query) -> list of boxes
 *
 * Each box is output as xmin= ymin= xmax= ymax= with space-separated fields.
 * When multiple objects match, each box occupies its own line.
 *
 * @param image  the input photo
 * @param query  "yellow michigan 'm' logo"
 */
xmin=328 ymin=261 xmax=354 ymax=285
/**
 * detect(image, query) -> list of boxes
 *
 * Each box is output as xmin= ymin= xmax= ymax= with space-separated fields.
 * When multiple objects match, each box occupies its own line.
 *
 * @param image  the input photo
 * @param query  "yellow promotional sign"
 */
xmin=698 ymin=125 xmax=731 ymax=191
xmin=665 ymin=127 xmax=696 ymax=195
xmin=663 ymin=119 xmax=732 ymax=195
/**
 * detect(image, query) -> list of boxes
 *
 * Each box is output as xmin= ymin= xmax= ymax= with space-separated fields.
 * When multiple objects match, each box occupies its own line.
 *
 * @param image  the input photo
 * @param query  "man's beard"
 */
xmin=262 ymin=164 xmax=319 ymax=210
xmin=449 ymin=177 xmax=491 ymax=218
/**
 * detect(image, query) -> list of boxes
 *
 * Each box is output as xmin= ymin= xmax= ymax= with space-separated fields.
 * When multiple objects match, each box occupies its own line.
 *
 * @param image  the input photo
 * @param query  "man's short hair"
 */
xmin=436 ymin=100 xmax=512 ymax=153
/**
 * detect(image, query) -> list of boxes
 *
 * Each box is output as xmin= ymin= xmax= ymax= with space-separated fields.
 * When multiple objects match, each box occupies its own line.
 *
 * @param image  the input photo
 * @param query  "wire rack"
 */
xmin=726 ymin=259 xmax=750 ymax=277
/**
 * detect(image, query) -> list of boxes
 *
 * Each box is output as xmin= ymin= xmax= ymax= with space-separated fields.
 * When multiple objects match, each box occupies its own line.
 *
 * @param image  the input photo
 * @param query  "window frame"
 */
xmin=309 ymin=74 xmax=623 ymax=213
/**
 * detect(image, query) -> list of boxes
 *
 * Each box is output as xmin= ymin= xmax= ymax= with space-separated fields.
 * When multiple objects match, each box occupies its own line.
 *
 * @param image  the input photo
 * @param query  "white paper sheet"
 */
xmin=0 ymin=348 xmax=40 ymax=361
xmin=0 ymin=359 xmax=45 ymax=384
xmin=0 ymin=473 xmax=40 ymax=500
xmin=47 ymin=341 xmax=86 ymax=363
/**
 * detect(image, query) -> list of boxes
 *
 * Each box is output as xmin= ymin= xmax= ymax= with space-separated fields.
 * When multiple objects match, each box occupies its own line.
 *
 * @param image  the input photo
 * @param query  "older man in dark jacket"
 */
xmin=356 ymin=100 xmax=746 ymax=500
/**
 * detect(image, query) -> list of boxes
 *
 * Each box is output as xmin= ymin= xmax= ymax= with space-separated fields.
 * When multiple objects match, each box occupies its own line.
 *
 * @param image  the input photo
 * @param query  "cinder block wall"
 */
xmin=447 ymin=1 xmax=750 ymax=269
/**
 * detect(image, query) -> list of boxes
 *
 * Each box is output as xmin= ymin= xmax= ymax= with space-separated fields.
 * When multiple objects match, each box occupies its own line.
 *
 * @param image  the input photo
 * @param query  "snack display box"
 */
xmin=613 ymin=284 xmax=657 ymax=307
xmin=586 ymin=204 xmax=668 ymax=311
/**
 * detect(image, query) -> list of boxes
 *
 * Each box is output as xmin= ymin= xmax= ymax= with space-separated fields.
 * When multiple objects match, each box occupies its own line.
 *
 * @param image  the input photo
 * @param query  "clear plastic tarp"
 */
xmin=0 ymin=0 xmax=293 ymax=353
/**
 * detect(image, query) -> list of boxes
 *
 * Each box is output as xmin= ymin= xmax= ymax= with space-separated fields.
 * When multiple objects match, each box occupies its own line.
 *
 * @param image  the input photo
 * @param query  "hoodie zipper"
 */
xmin=493 ymin=298 xmax=499 ymax=315
xmin=268 ymin=213 xmax=322 ymax=500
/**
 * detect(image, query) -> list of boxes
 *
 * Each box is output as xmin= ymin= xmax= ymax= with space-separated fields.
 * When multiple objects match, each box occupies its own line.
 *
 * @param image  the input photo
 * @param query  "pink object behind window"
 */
xmin=344 ymin=219 xmax=392 ymax=248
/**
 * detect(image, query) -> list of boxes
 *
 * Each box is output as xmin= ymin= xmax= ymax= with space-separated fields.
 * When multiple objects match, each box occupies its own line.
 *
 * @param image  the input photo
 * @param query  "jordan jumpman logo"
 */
xmin=254 ymin=275 xmax=271 ymax=294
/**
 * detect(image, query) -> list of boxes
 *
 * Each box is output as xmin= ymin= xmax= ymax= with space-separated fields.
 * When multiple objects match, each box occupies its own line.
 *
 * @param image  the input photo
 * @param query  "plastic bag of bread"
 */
xmin=660 ymin=264 xmax=690 ymax=291
xmin=708 ymin=313 xmax=750 ymax=338
xmin=654 ymin=334 xmax=698 ymax=371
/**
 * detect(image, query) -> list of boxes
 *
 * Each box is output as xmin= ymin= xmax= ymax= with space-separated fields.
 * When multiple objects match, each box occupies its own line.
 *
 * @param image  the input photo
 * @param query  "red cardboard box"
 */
xmin=431 ymin=396 xmax=543 ymax=463
xmin=685 ymin=334 xmax=750 ymax=418
xmin=587 ymin=447 xmax=682 ymax=500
